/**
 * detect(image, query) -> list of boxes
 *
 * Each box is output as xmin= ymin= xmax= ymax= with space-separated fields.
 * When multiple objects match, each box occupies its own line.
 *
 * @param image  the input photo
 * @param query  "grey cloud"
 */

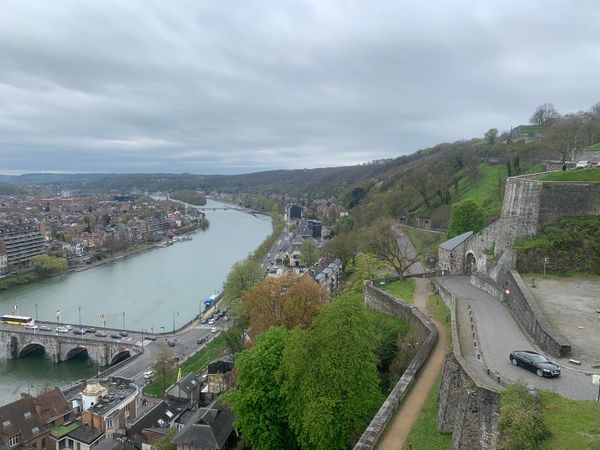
xmin=0 ymin=0 xmax=599 ymax=174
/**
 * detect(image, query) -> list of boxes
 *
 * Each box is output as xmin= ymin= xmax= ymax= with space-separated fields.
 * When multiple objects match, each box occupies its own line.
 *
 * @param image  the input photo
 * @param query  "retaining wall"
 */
xmin=354 ymin=283 xmax=438 ymax=449
xmin=505 ymin=270 xmax=571 ymax=357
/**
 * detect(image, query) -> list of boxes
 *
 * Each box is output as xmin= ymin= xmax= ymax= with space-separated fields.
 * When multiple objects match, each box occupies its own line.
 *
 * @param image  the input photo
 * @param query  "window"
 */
xmin=31 ymin=427 xmax=40 ymax=435
xmin=42 ymin=438 xmax=46 ymax=449
xmin=24 ymin=412 xmax=32 ymax=419
xmin=105 ymin=418 xmax=113 ymax=429
xmin=3 ymin=420 xmax=11 ymax=428
xmin=9 ymin=434 xmax=20 ymax=447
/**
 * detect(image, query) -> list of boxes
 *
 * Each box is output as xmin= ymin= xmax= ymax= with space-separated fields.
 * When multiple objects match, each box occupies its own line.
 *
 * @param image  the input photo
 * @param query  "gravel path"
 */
xmin=376 ymin=278 xmax=450 ymax=449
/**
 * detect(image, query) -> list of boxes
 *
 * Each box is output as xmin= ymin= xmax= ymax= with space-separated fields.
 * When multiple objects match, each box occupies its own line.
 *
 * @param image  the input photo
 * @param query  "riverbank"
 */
xmin=0 ymin=224 xmax=207 ymax=291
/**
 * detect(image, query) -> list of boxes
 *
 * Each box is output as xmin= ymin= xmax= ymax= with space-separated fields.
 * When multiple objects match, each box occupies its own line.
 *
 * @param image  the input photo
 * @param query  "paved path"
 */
xmin=436 ymin=276 xmax=596 ymax=400
xmin=392 ymin=225 xmax=425 ymax=275
xmin=377 ymin=278 xmax=450 ymax=449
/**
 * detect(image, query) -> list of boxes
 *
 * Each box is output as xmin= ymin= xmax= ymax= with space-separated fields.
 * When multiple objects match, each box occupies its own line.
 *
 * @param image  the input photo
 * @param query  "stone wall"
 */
xmin=354 ymin=283 xmax=438 ymax=449
xmin=538 ymin=181 xmax=600 ymax=228
xmin=437 ymin=354 xmax=501 ymax=450
xmin=505 ymin=270 xmax=571 ymax=357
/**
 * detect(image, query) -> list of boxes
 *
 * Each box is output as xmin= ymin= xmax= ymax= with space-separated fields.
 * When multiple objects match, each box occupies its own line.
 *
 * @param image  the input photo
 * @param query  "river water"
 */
xmin=0 ymin=199 xmax=271 ymax=404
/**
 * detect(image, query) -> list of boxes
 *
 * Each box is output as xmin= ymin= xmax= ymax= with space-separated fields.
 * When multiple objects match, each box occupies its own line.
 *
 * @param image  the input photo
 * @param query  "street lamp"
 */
xmin=34 ymin=303 xmax=38 ymax=322
xmin=122 ymin=312 xmax=125 ymax=331
xmin=78 ymin=306 xmax=81 ymax=330
xmin=172 ymin=311 xmax=179 ymax=333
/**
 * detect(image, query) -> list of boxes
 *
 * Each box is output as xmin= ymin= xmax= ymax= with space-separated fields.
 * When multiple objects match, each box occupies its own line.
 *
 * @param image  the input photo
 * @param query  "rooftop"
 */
xmin=439 ymin=231 xmax=473 ymax=251
xmin=50 ymin=422 xmax=81 ymax=439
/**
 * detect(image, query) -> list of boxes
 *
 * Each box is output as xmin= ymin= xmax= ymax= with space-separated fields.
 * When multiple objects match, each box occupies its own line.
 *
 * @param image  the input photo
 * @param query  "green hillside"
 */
xmin=539 ymin=168 xmax=600 ymax=182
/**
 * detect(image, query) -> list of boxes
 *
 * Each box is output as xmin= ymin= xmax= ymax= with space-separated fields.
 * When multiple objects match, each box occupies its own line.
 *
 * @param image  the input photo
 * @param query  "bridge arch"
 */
xmin=64 ymin=346 xmax=89 ymax=361
xmin=19 ymin=343 xmax=46 ymax=358
xmin=465 ymin=251 xmax=477 ymax=275
xmin=110 ymin=350 xmax=131 ymax=365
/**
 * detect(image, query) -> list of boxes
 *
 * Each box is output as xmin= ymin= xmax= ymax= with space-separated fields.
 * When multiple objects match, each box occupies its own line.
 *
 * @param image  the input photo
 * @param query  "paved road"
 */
xmin=392 ymin=225 xmax=425 ymax=275
xmin=437 ymin=276 xmax=597 ymax=401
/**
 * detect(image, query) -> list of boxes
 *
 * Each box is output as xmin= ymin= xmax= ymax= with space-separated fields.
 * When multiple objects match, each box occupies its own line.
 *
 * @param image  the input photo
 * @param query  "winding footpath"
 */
xmin=376 ymin=278 xmax=450 ymax=449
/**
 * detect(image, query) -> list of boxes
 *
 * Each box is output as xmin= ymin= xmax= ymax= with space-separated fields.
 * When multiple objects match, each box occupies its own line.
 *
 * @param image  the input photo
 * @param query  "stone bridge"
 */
xmin=1 ymin=329 xmax=136 ymax=366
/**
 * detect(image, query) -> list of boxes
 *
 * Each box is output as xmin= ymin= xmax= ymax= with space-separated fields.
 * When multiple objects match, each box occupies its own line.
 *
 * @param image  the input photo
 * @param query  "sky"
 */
xmin=1 ymin=1 xmax=599 ymax=175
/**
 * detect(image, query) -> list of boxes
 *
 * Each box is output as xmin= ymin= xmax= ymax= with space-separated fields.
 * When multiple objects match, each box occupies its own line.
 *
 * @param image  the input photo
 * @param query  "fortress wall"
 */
xmin=538 ymin=182 xmax=600 ymax=228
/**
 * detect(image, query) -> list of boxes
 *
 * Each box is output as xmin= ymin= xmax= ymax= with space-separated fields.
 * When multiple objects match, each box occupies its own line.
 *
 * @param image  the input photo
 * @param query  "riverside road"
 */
xmin=437 ymin=276 xmax=597 ymax=401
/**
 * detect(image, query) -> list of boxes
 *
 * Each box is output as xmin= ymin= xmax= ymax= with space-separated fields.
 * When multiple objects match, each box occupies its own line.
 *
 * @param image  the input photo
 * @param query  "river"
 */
xmin=0 ymin=199 xmax=271 ymax=404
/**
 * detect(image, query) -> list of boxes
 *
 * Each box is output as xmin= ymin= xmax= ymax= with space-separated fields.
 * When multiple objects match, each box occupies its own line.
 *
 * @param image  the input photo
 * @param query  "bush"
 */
xmin=499 ymin=384 xmax=547 ymax=450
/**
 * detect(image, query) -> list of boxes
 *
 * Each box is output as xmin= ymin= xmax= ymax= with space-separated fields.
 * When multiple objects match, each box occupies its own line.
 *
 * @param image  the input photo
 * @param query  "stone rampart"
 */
xmin=354 ymin=283 xmax=438 ymax=449
xmin=433 ymin=279 xmax=501 ymax=450
xmin=537 ymin=181 xmax=600 ymax=228
xmin=505 ymin=270 xmax=571 ymax=357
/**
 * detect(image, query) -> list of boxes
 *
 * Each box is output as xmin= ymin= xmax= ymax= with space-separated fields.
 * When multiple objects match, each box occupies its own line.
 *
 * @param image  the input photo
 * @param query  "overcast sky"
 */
xmin=0 ymin=1 xmax=599 ymax=175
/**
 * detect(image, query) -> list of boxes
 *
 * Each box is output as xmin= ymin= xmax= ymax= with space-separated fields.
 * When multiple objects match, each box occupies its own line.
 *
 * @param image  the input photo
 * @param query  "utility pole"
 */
xmin=122 ymin=312 xmax=125 ymax=331
xmin=34 ymin=303 xmax=38 ymax=322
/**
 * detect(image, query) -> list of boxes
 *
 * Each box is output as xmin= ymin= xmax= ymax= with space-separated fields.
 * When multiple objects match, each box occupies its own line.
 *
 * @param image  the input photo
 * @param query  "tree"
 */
xmin=151 ymin=427 xmax=177 ymax=450
xmin=484 ymin=128 xmax=499 ymax=144
xmin=153 ymin=342 xmax=175 ymax=389
xmin=241 ymin=275 xmax=326 ymax=339
xmin=224 ymin=327 xmax=296 ymax=450
xmin=447 ymin=199 xmax=485 ymax=238
xmin=530 ymin=102 xmax=559 ymax=125
xmin=362 ymin=220 xmax=421 ymax=279
xmin=31 ymin=255 xmax=68 ymax=275
xmin=299 ymin=238 xmax=319 ymax=267
xmin=222 ymin=258 xmax=264 ymax=306
xmin=281 ymin=292 xmax=383 ymax=449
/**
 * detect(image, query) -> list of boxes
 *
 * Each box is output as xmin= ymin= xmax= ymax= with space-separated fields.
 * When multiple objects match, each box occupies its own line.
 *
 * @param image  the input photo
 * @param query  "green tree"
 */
xmin=447 ymin=199 xmax=485 ymax=238
xmin=299 ymin=238 xmax=319 ymax=267
xmin=222 ymin=258 xmax=264 ymax=306
xmin=484 ymin=128 xmax=499 ymax=144
xmin=31 ymin=255 xmax=68 ymax=275
xmin=151 ymin=427 xmax=177 ymax=450
xmin=282 ymin=292 xmax=383 ymax=449
xmin=224 ymin=327 xmax=296 ymax=450
xmin=153 ymin=342 xmax=175 ymax=390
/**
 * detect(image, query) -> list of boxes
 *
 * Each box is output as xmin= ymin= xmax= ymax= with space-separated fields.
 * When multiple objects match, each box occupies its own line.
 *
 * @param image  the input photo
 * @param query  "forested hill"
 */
xmin=3 ymin=101 xmax=600 ymax=230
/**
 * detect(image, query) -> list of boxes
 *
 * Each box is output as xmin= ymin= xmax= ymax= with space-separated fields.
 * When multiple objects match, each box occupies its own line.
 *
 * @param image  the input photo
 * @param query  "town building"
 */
xmin=170 ymin=400 xmax=235 ymax=450
xmin=0 ymin=224 xmax=46 ymax=272
xmin=437 ymin=232 xmax=474 ymax=275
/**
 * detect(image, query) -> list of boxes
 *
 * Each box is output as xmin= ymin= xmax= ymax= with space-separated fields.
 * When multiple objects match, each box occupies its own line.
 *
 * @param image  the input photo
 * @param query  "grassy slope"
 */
xmin=381 ymin=278 xmax=416 ymax=303
xmin=456 ymin=163 xmax=507 ymax=218
xmin=590 ymin=143 xmax=600 ymax=150
xmin=400 ymin=225 xmax=446 ymax=261
xmin=539 ymin=167 xmax=600 ymax=182
xmin=540 ymin=391 xmax=600 ymax=449
xmin=427 ymin=293 xmax=451 ymax=328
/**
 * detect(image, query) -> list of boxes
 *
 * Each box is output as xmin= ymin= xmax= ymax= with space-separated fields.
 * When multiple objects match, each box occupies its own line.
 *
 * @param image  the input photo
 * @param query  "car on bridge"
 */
xmin=110 ymin=334 xmax=122 ymax=339
xmin=39 ymin=325 xmax=52 ymax=332
xmin=509 ymin=350 xmax=561 ymax=378
xmin=95 ymin=330 xmax=107 ymax=337
xmin=56 ymin=326 xmax=69 ymax=333
xmin=73 ymin=328 xmax=86 ymax=335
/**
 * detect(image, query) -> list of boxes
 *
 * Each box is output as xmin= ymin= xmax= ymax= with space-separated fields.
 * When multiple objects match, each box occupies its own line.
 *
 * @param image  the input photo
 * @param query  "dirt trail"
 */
xmin=376 ymin=278 xmax=450 ymax=450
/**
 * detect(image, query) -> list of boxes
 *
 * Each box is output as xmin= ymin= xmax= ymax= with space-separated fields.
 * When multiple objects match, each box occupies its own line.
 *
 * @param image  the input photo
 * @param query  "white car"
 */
xmin=210 ymin=327 xmax=218 ymax=333
xmin=25 ymin=323 xmax=39 ymax=330
xmin=56 ymin=326 xmax=69 ymax=333
xmin=208 ymin=319 xmax=215 ymax=325
xmin=575 ymin=160 xmax=590 ymax=169
xmin=144 ymin=370 xmax=155 ymax=379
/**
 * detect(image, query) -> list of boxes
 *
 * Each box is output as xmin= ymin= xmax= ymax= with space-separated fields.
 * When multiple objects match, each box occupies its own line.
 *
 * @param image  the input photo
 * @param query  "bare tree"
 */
xmin=363 ymin=220 xmax=421 ymax=279
xmin=530 ymin=103 xmax=560 ymax=126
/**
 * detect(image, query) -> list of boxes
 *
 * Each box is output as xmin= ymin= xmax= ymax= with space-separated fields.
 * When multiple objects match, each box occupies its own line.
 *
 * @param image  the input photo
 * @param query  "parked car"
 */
xmin=56 ymin=326 xmax=69 ymax=333
xmin=110 ymin=334 xmax=122 ymax=339
xmin=197 ymin=337 xmax=206 ymax=345
xmin=119 ymin=331 xmax=128 ymax=337
xmin=575 ymin=160 xmax=590 ymax=169
xmin=509 ymin=350 xmax=561 ymax=377
xmin=223 ymin=316 xmax=229 ymax=321
xmin=95 ymin=330 xmax=107 ymax=337
xmin=39 ymin=325 xmax=52 ymax=332
xmin=144 ymin=370 xmax=155 ymax=379
xmin=208 ymin=319 xmax=215 ymax=325
xmin=201 ymin=318 xmax=208 ymax=325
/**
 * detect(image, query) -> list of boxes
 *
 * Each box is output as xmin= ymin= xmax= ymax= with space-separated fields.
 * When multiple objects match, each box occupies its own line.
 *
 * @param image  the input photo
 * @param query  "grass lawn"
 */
xmin=144 ymin=333 xmax=227 ymax=397
xmin=540 ymin=391 xmax=600 ymax=449
xmin=403 ymin=375 xmax=452 ymax=450
xmin=512 ymin=235 xmax=550 ymax=250
xmin=427 ymin=294 xmax=451 ymax=328
xmin=382 ymin=278 xmax=416 ymax=303
xmin=539 ymin=167 xmax=600 ymax=182
xmin=590 ymin=142 xmax=600 ymax=150
xmin=456 ymin=163 xmax=507 ymax=218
